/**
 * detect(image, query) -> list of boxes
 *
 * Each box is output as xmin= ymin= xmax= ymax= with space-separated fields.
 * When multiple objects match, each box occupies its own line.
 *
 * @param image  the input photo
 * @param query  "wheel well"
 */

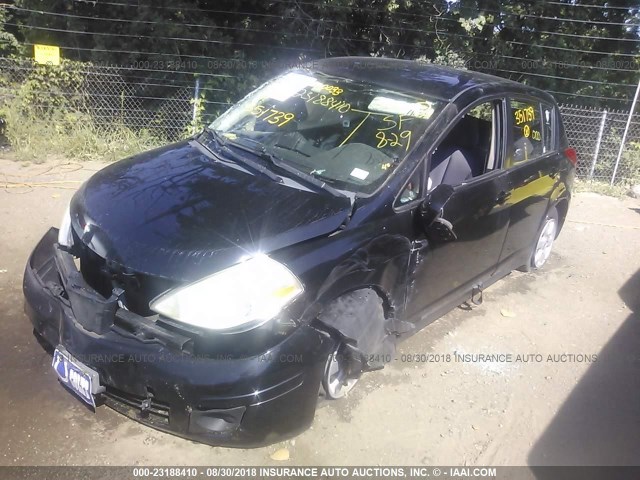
xmin=313 ymin=288 xmax=395 ymax=367
xmin=554 ymin=198 xmax=569 ymax=235
xmin=313 ymin=285 xmax=395 ymax=326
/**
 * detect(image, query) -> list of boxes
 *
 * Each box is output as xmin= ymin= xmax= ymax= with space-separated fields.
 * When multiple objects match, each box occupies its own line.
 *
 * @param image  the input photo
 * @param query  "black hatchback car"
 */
xmin=24 ymin=57 xmax=576 ymax=447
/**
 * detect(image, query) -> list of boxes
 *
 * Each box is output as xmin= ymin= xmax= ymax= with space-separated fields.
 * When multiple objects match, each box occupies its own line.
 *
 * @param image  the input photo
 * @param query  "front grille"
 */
xmin=78 ymin=245 xmax=112 ymax=299
xmin=102 ymin=386 xmax=171 ymax=427
xmin=71 ymin=241 xmax=200 ymax=352
xmin=75 ymin=240 xmax=174 ymax=317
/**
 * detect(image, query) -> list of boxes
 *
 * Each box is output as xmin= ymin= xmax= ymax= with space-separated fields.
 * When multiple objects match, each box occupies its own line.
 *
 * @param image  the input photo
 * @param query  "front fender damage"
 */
xmin=313 ymin=289 xmax=397 ymax=377
xmin=317 ymin=289 xmax=395 ymax=370
xmin=305 ymin=233 xmax=417 ymax=386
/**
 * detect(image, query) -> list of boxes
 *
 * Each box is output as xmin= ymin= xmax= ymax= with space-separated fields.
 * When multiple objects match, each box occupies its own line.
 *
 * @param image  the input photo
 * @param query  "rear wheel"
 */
xmin=525 ymin=207 xmax=558 ymax=271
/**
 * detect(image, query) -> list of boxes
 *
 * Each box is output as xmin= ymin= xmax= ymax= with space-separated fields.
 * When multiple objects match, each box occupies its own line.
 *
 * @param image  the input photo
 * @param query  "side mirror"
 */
xmin=420 ymin=184 xmax=454 ymax=227
xmin=419 ymin=184 xmax=457 ymax=241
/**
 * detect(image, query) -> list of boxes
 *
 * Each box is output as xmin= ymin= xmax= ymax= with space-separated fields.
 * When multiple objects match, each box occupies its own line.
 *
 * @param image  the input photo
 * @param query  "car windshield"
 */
xmin=208 ymin=71 xmax=442 ymax=194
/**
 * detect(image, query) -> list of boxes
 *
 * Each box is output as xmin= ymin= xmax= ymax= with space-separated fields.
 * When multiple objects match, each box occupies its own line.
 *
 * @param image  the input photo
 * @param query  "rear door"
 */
xmin=497 ymin=97 xmax=561 ymax=265
xmin=403 ymin=98 xmax=511 ymax=320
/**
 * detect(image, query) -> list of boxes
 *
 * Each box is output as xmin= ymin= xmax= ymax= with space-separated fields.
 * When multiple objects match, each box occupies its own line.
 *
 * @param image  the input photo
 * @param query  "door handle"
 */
xmin=496 ymin=191 xmax=510 ymax=205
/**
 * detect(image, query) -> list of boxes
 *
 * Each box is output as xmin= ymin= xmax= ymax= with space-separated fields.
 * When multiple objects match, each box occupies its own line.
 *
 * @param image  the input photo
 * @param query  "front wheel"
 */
xmin=322 ymin=343 xmax=360 ymax=399
xmin=527 ymin=207 xmax=558 ymax=270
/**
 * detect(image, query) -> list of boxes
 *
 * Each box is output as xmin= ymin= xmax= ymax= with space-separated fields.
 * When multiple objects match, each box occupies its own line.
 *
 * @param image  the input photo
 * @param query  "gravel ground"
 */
xmin=0 ymin=158 xmax=639 ymax=466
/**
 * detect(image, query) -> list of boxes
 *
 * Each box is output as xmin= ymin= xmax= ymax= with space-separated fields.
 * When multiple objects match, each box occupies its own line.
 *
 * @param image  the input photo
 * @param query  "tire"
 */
xmin=522 ymin=206 xmax=559 ymax=271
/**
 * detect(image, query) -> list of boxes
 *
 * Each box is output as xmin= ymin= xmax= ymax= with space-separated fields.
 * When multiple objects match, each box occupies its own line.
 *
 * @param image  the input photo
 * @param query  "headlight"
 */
xmin=150 ymin=254 xmax=303 ymax=333
xmin=58 ymin=203 xmax=73 ymax=247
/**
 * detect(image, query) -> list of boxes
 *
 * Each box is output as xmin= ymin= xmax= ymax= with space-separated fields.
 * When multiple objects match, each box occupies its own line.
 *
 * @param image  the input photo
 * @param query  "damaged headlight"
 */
xmin=58 ymin=202 xmax=73 ymax=248
xmin=150 ymin=254 xmax=303 ymax=333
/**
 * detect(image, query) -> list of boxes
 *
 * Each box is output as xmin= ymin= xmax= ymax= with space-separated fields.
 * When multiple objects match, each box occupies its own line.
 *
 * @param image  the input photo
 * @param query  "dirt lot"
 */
xmin=0 ymin=158 xmax=639 ymax=466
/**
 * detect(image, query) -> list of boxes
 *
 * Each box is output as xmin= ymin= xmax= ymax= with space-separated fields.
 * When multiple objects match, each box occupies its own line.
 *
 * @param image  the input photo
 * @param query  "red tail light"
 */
xmin=565 ymin=148 xmax=578 ymax=167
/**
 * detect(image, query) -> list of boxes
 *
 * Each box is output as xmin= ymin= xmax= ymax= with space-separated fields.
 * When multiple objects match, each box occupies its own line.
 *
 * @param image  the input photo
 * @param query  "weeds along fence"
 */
xmin=0 ymin=57 xmax=219 ymax=141
xmin=1 ymin=56 xmax=639 ymax=183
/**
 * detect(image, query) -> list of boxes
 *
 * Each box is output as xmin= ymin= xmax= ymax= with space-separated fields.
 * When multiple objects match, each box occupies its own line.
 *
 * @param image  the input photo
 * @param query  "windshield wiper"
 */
xmin=227 ymin=135 xmax=349 ymax=199
xmin=200 ymin=129 xmax=284 ymax=184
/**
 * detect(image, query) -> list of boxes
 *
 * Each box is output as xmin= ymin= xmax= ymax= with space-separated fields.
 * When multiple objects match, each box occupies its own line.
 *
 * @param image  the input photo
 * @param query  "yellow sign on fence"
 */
xmin=34 ymin=44 xmax=61 ymax=65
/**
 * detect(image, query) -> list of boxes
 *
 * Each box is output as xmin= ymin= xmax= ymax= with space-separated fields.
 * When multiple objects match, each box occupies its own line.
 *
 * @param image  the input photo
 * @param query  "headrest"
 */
xmin=441 ymin=115 xmax=480 ymax=150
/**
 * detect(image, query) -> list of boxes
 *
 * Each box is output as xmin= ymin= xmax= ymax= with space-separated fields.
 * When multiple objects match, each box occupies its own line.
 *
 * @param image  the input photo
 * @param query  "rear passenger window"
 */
xmin=508 ymin=99 xmax=544 ymax=167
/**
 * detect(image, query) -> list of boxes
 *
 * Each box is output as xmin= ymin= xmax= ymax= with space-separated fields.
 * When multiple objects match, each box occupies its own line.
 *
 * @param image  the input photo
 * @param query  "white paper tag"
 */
xmin=350 ymin=168 xmax=370 ymax=180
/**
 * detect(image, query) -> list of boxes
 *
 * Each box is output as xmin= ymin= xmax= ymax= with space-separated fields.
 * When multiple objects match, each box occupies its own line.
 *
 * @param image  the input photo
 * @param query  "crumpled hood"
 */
xmin=70 ymin=140 xmax=352 ymax=281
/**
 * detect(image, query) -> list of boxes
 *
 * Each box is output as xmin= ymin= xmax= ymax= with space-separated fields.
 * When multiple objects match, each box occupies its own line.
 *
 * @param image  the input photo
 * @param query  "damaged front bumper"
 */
xmin=23 ymin=228 xmax=331 ymax=447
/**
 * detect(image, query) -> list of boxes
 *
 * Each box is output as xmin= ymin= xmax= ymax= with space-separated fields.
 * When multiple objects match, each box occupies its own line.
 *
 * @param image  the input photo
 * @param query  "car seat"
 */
xmin=429 ymin=115 xmax=487 ymax=187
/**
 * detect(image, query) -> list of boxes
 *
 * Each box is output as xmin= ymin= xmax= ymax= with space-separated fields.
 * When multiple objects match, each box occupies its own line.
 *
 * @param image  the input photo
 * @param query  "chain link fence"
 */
xmin=559 ymin=104 xmax=640 ymax=184
xmin=1 ymin=57 xmax=639 ymax=183
xmin=0 ymin=57 xmax=224 ymax=141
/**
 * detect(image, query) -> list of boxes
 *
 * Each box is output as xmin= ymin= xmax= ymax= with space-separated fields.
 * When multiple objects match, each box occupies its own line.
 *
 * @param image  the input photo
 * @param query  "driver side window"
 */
xmin=428 ymin=100 xmax=500 ymax=190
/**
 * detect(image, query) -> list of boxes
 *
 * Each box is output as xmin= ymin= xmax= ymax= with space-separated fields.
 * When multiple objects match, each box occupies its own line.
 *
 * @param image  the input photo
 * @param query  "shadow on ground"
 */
xmin=528 ymin=269 xmax=640 ymax=466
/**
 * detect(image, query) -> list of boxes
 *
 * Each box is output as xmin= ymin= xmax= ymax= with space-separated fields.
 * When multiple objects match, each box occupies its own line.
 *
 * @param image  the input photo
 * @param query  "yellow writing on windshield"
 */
xmin=320 ymin=85 xmax=344 ymax=96
xmin=294 ymin=89 xmax=352 ymax=113
xmin=252 ymin=105 xmax=295 ymax=127
xmin=376 ymin=130 xmax=412 ymax=151
xmin=377 ymin=115 xmax=406 ymax=131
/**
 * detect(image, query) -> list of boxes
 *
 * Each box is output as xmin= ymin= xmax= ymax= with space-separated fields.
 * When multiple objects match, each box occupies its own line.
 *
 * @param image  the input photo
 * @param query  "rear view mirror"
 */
xmin=420 ymin=184 xmax=454 ymax=227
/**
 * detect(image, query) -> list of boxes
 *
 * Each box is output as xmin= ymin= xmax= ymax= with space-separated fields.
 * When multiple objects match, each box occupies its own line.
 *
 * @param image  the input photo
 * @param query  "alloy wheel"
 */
xmin=323 ymin=346 xmax=359 ymax=399
xmin=533 ymin=217 xmax=557 ymax=269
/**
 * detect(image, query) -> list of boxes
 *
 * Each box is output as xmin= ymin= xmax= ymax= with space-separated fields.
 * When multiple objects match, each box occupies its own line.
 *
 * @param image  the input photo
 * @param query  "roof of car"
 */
xmin=310 ymin=56 xmax=551 ymax=103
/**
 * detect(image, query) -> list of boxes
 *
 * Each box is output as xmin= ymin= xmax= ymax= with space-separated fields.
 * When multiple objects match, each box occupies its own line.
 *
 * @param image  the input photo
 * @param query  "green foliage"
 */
xmin=620 ymin=141 xmax=640 ymax=183
xmin=184 ymin=88 xmax=206 ymax=137
xmin=7 ymin=0 xmax=640 ymax=111
xmin=1 ymin=60 xmax=163 ymax=162
xmin=574 ymin=178 xmax=629 ymax=198
xmin=0 ymin=6 xmax=19 ymax=56
xmin=3 ymin=96 xmax=163 ymax=162
xmin=12 ymin=60 xmax=85 ymax=116
xmin=2 ymin=0 xmax=640 ymax=162
xmin=459 ymin=14 xmax=493 ymax=33
xmin=418 ymin=50 xmax=469 ymax=69
xmin=592 ymin=132 xmax=640 ymax=184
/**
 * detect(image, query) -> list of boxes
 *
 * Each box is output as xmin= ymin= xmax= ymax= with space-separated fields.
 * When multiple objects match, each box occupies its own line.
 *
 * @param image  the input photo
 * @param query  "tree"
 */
xmin=0 ymin=5 xmax=19 ymax=57
xmin=6 ymin=0 xmax=640 ymax=108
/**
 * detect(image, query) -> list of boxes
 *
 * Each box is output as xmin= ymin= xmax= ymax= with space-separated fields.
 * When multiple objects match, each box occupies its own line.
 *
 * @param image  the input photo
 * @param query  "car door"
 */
xmin=403 ymin=98 xmax=511 ymax=321
xmin=497 ymin=98 xmax=560 ymax=266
